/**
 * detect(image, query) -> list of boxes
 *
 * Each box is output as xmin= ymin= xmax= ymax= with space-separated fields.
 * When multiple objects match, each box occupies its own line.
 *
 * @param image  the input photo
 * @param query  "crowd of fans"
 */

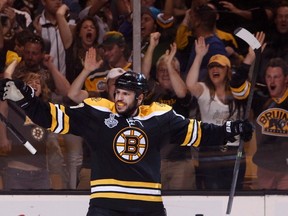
xmin=0 ymin=0 xmax=287 ymax=191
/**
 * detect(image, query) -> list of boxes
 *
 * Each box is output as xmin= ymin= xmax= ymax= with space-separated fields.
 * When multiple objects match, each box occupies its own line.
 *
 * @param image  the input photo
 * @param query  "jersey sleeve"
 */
xmin=200 ymin=122 xmax=226 ymax=146
xmin=230 ymin=63 xmax=251 ymax=100
xmin=168 ymin=110 xmax=227 ymax=148
xmin=166 ymin=109 xmax=202 ymax=148
xmin=22 ymin=96 xmax=93 ymax=136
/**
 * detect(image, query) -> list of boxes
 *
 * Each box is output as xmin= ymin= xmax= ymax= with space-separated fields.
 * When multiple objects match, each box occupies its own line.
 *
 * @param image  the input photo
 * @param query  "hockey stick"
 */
xmin=0 ymin=112 xmax=37 ymax=155
xmin=226 ymin=27 xmax=261 ymax=215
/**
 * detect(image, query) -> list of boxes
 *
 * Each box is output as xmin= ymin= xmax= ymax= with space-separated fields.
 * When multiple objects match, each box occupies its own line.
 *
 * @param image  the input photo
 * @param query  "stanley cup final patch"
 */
xmin=104 ymin=113 xmax=118 ymax=128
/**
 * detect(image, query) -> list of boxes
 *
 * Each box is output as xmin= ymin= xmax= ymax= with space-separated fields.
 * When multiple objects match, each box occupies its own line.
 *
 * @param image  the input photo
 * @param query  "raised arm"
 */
xmin=186 ymin=36 xmax=209 ymax=98
xmin=219 ymin=1 xmax=252 ymax=19
xmin=68 ymin=47 xmax=103 ymax=103
xmin=88 ymin=0 xmax=110 ymax=17
xmin=164 ymin=42 xmax=187 ymax=98
xmin=42 ymin=54 xmax=71 ymax=96
xmin=0 ymin=59 xmax=19 ymax=154
xmin=243 ymin=31 xmax=266 ymax=65
xmin=141 ymin=32 xmax=161 ymax=80
xmin=56 ymin=4 xmax=73 ymax=49
xmin=0 ymin=21 xmax=4 ymax=50
xmin=175 ymin=9 xmax=191 ymax=50
xmin=4 ymin=52 xmax=21 ymax=79
xmin=219 ymin=1 xmax=273 ymax=21
xmin=230 ymin=32 xmax=266 ymax=100
xmin=0 ymin=100 xmax=11 ymax=154
xmin=161 ymin=0 xmax=174 ymax=21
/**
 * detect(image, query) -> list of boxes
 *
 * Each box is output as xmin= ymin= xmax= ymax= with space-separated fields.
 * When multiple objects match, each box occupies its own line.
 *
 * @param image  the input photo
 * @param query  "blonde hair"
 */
xmin=156 ymin=54 xmax=180 ymax=72
xmin=18 ymin=72 xmax=51 ymax=102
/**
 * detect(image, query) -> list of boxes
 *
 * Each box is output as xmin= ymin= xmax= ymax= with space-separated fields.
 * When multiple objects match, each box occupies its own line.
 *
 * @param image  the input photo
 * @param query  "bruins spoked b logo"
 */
xmin=113 ymin=127 xmax=148 ymax=163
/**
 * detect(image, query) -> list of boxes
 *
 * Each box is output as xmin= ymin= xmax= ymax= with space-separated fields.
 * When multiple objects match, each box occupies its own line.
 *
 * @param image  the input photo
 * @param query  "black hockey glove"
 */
xmin=0 ymin=78 xmax=10 ymax=100
xmin=224 ymin=119 xmax=254 ymax=142
xmin=3 ymin=79 xmax=35 ymax=108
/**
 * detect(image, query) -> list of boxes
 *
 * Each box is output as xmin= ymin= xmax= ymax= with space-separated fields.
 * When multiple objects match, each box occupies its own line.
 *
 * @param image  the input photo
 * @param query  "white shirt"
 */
xmin=39 ymin=11 xmax=66 ymax=76
xmin=198 ymin=82 xmax=240 ymax=146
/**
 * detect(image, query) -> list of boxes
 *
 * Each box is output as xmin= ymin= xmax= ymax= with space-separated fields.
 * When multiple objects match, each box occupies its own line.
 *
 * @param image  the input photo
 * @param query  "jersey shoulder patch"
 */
xmin=138 ymin=102 xmax=172 ymax=118
xmin=83 ymin=97 xmax=117 ymax=113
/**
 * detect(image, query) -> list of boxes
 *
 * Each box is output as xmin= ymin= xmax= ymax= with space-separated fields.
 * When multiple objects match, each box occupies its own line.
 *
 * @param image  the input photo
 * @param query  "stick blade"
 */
xmin=234 ymin=27 xmax=261 ymax=50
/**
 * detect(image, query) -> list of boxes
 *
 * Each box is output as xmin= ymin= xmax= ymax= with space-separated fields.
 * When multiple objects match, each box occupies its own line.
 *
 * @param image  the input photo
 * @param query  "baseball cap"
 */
xmin=208 ymin=54 xmax=231 ymax=68
xmin=100 ymin=31 xmax=126 ymax=47
xmin=141 ymin=6 xmax=160 ymax=20
xmin=106 ymin=68 xmax=126 ymax=80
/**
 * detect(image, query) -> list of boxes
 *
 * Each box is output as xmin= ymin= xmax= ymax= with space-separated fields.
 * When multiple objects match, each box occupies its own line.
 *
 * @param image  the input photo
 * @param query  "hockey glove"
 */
xmin=224 ymin=119 xmax=254 ymax=142
xmin=3 ymin=79 xmax=35 ymax=108
xmin=0 ymin=78 xmax=10 ymax=100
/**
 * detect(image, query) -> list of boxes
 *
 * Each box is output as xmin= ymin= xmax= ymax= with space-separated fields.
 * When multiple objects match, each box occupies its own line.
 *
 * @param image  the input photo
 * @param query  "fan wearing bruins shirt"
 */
xmin=0 ymin=72 xmax=253 ymax=215
xmin=230 ymin=57 xmax=288 ymax=190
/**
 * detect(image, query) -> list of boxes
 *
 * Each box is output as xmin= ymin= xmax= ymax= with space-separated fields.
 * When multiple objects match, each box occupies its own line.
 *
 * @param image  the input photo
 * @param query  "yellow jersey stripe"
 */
xmin=90 ymin=192 xmax=162 ymax=202
xmin=192 ymin=121 xmax=202 ymax=148
xmin=181 ymin=120 xmax=201 ymax=148
xmin=49 ymin=103 xmax=58 ymax=131
xmin=231 ymin=81 xmax=250 ymax=100
xmin=182 ymin=119 xmax=193 ymax=145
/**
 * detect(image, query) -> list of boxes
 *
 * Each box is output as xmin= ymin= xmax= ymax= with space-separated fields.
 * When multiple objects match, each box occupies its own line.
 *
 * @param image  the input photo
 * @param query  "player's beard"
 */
xmin=117 ymin=99 xmax=139 ymax=117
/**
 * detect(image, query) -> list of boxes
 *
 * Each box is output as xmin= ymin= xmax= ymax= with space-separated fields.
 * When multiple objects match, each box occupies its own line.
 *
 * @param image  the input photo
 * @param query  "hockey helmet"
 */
xmin=115 ymin=71 xmax=149 ymax=95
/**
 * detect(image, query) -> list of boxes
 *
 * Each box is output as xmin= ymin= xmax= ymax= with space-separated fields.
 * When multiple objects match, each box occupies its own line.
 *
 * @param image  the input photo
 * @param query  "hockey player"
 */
xmin=0 ymin=72 xmax=253 ymax=215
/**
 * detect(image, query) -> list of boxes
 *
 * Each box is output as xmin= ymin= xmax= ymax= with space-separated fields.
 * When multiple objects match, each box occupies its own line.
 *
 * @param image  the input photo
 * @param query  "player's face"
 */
xmin=114 ymin=88 xmax=139 ymax=117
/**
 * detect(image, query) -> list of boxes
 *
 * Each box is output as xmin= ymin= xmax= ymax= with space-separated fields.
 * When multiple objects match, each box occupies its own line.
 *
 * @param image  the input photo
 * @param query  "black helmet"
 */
xmin=115 ymin=71 xmax=149 ymax=95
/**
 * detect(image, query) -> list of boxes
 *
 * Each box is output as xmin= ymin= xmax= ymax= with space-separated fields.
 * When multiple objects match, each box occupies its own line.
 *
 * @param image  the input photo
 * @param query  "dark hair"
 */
xmin=204 ymin=67 xmax=244 ymax=119
xmin=18 ymin=72 xmax=51 ymax=102
xmin=14 ymin=29 xmax=34 ymax=46
xmin=72 ymin=16 xmax=99 ymax=59
xmin=75 ymin=16 xmax=99 ymax=44
xmin=192 ymin=4 xmax=217 ymax=31
xmin=265 ymin=57 xmax=288 ymax=76
xmin=26 ymin=34 xmax=46 ymax=53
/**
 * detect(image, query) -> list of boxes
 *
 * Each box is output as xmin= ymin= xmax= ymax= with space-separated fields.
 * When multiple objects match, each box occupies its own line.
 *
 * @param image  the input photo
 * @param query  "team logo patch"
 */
xmin=113 ymin=127 xmax=148 ymax=164
xmin=31 ymin=126 xmax=45 ymax=141
xmin=105 ymin=114 xmax=118 ymax=128
xmin=257 ymin=108 xmax=288 ymax=137
xmin=97 ymin=80 xmax=107 ymax=91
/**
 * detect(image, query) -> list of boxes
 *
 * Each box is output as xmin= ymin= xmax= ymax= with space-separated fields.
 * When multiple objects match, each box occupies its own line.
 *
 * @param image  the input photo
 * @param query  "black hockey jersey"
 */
xmin=23 ymin=97 xmax=226 ymax=212
xmin=230 ymin=65 xmax=288 ymax=172
xmin=253 ymin=89 xmax=288 ymax=171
